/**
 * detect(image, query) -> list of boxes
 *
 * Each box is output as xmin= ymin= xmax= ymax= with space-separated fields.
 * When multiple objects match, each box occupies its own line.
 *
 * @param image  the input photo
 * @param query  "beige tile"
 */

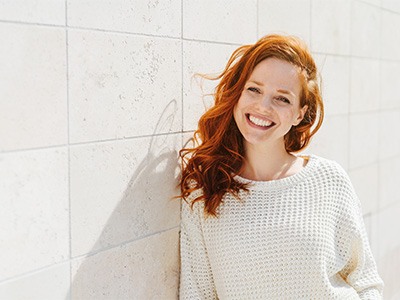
xmin=349 ymin=113 xmax=379 ymax=169
xmin=379 ymin=156 xmax=400 ymax=209
xmin=67 ymin=0 xmax=181 ymax=37
xmin=350 ymin=58 xmax=380 ymax=113
xmin=258 ymin=0 xmax=311 ymax=44
xmin=70 ymin=134 xmax=181 ymax=257
xmin=182 ymin=131 xmax=196 ymax=150
xmin=360 ymin=0 xmax=381 ymax=6
xmin=380 ymin=61 xmax=400 ymax=110
xmin=68 ymin=30 xmax=182 ymax=143
xmin=0 ymin=148 xmax=69 ymax=280
xmin=376 ymin=245 xmax=400 ymax=299
xmin=364 ymin=213 xmax=380 ymax=259
xmin=0 ymin=263 xmax=70 ymax=300
xmin=304 ymin=115 xmax=349 ymax=170
xmin=382 ymin=0 xmax=400 ymax=13
xmin=182 ymin=41 xmax=238 ymax=131
xmin=379 ymin=110 xmax=400 ymax=160
xmin=314 ymin=54 xmax=350 ymax=116
xmin=381 ymin=10 xmax=400 ymax=60
xmin=376 ymin=200 xmax=400 ymax=260
xmin=183 ymin=0 xmax=257 ymax=44
xmin=0 ymin=0 xmax=65 ymax=25
xmin=351 ymin=1 xmax=380 ymax=58
xmin=311 ymin=0 xmax=351 ymax=55
xmin=71 ymin=228 xmax=180 ymax=300
xmin=389 ymin=287 xmax=400 ymax=300
xmin=349 ymin=164 xmax=379 ymax=215
xmin=0 ymin=23 xmax=67 ymax=151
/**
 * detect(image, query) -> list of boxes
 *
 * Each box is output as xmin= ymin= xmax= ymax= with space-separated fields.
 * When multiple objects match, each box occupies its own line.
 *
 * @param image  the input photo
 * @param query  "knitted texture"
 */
xmin=179 ymin=155 xmax=384 ymax=299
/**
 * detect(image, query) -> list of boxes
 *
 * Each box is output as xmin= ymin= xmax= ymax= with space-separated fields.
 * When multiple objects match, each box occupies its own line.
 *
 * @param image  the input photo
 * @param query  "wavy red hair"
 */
xmin=179 ymin=34 xmax=324 ymax=218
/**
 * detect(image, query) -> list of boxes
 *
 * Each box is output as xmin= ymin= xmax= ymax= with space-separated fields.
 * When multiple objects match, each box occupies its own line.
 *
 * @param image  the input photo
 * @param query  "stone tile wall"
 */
xmin=1 ymin=0 xmax=399 ymax=299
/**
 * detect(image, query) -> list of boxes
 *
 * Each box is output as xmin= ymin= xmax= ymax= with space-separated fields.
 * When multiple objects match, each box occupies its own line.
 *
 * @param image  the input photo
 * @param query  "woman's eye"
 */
xmin=247 ymin=87 xmax=261 ymax=94
xmin=277 ymin=96 xmax=290 ymax=104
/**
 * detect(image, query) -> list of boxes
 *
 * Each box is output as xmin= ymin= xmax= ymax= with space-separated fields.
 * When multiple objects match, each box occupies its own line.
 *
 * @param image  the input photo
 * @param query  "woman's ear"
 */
xmin=294 ymin=105 xmax=308 ymax=126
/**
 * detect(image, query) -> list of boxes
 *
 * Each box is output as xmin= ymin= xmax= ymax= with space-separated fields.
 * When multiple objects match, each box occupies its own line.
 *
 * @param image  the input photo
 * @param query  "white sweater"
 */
xmin=179 ymin=155 xmax=384 ymax=299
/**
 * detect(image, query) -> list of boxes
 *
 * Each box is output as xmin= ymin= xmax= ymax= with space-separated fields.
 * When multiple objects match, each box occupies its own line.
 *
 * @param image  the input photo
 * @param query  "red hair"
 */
xmin=179 ymin=34 xmax=324 ymax=218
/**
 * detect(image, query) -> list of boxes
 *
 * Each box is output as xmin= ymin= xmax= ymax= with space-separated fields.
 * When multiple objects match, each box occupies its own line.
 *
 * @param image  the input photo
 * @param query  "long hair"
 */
xmin=179 ymin=34 xmax=324 ymax=218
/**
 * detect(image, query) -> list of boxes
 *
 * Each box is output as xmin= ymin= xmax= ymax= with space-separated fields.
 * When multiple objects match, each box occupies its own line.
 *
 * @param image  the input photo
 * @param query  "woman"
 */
xmin=178 ymin=34 xmax=384 ymax=299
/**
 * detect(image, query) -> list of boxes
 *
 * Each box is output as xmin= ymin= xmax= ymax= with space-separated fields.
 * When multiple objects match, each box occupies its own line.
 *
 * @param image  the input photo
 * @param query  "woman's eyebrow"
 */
xmin=248 ymin=80 xmax=295 ymax=97
xmin=248 ymin=80 xmax=264 ymax=86
xmin=277 ymin=89 xmax=295 ymax=97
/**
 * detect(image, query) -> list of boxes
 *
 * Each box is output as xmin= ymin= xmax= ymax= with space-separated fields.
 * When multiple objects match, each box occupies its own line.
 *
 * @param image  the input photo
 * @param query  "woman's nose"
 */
xmin=259 ymin=95 xmax=273 ymax=110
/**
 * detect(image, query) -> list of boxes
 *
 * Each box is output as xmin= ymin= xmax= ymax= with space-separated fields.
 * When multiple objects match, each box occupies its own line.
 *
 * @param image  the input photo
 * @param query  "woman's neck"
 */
xmin=241 ymin=140 xmax=306 ymax=181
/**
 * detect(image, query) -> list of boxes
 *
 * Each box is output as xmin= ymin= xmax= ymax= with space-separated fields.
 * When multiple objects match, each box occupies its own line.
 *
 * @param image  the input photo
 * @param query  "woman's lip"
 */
xmin=245 ymin=113 xmax=275 ymax=130
xmin=245 ymin=113 xmax=274 ymax=124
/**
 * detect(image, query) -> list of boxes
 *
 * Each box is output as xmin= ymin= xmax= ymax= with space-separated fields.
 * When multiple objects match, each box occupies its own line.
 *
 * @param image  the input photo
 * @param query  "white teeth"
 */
xmin=249 ymin=115 xmax=272 ymax=127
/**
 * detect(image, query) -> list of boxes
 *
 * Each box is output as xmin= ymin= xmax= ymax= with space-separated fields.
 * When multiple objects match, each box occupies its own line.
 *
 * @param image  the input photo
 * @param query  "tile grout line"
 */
xmin=0 ymin=131 xmax=187 ymax=154
xmin=256 ymin=0 xmax=259 ymax=38
xmin=180 ymin=0 xmax=185 ymax=228
xmin=69 ymin=225 xmax=181 ymax=262
xmin=0 ymin=259 xmax=72 ymax=285
xmin=0 ymin=18 xmax=243 ymax=47
xmin=181 ymin=0 xmax=184 ymax=134
xmin=347 ymin=0 xmax=353 ymax=174
xmin=357 ymin=0 xmax=382 ymax=9
xmin=1 ymin=18 xmax=399 ymax=61
xmin=0 ymin=19 xmax=66 ymax=28
xmin=0 ymin=226 xmax=184 ymax=290
xmin=0 ymin=212 xmax=175 ymax=289
xmin=65 ymin=0 xmax=72 ymax=298
xmin=309 ymin=0 xmax=312 ymax=48
xmin=376 ymin=0 xmax=383 ymax=259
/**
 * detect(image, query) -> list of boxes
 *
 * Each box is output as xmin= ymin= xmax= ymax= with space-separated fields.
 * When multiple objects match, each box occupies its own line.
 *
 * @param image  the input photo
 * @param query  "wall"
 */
xmin=0 ymin=0 xmax=399 ymax=299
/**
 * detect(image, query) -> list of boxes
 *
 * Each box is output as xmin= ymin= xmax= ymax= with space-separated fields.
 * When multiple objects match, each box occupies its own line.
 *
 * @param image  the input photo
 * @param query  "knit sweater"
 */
xmin=179 ymin=155 xmax=384 ymax=299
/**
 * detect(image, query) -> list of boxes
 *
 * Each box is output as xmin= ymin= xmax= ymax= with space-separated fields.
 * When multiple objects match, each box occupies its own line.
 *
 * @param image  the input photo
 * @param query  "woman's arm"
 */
xmin=338 ymin=181 xmax=384 ymax=299
xmin=179 ymin=196 xmax=218 ymax=300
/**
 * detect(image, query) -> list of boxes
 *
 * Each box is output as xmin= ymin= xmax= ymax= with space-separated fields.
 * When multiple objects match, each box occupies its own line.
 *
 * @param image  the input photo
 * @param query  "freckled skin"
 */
xmin=233 ymin=58 xmax=307 ymax=149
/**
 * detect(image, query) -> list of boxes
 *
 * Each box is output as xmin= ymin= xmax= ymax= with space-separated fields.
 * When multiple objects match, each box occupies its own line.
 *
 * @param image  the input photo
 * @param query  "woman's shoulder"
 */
xmin=307 ymin=154 xmax=346 ymax=172
xmin=181 ymin=184 xmax=204 ymax=210
xmin=307 ymin=155 xmax=359 ymax=208
xmin=306 ymin=154 xmax=351 ymax=184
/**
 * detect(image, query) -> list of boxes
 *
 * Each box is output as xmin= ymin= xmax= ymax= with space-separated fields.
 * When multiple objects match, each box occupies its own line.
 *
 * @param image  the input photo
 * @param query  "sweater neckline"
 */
xmin=234 ymin=154 xmax=319 ymax=191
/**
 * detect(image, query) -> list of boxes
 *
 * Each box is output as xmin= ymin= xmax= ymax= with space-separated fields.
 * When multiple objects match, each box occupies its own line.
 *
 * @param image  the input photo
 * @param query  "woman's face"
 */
xmin=233 ymin=58 xmax=307 ymax=148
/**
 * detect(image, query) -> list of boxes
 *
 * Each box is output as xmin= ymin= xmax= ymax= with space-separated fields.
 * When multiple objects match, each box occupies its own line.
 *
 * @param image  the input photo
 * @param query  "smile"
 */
xmin=246 ymin=113 xmax=275 ymax=128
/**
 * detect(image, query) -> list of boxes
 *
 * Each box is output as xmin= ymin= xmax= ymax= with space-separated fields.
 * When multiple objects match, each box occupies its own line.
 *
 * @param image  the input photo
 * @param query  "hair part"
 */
xmin=179 ymin=34 xmax=324 ymax=218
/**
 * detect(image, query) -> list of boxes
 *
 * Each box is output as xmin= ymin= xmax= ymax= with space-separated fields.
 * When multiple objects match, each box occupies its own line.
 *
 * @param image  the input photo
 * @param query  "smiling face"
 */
xmin=233 ymin=58 xmax=308 ymax=150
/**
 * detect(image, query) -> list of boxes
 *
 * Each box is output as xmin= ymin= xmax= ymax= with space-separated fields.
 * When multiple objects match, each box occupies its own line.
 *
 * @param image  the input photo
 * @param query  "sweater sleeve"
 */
xmin=338 ymin=181 xmax=384 ymax=299
xmin=179 ymin=195 xmax=218 ymax=300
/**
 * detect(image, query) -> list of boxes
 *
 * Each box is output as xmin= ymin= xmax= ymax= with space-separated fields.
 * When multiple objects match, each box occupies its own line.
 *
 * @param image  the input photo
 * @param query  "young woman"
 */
xmin=178 ymin=34 xmax=384 ymax=299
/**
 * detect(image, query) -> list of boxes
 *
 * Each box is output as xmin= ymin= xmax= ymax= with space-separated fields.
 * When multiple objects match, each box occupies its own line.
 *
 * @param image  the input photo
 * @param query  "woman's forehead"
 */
xmin=248 ymin=58 xmax=301 ymax=96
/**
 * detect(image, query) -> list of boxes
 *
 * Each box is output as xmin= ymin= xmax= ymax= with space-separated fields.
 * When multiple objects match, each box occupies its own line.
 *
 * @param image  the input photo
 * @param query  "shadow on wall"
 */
xmin=68 ymin=101 xmax=181 ymax=299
